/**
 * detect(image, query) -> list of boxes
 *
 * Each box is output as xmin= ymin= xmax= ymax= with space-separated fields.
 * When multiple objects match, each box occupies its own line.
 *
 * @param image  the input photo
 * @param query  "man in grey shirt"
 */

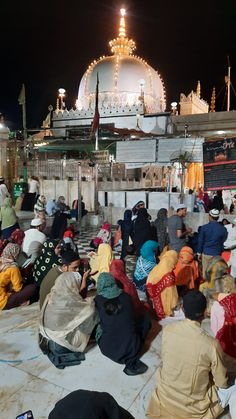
xmin=168 ymin=204 xmax=192 ymax=253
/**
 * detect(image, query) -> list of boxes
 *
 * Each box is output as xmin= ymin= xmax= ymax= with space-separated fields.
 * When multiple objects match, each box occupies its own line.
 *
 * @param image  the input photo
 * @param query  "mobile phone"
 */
xmin=16 ymin=411 xmax=34 ymax=419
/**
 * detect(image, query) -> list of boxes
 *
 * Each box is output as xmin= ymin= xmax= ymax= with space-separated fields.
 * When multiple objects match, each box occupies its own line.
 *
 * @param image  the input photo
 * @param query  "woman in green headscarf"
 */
xmin=95 ymin=272 xmax=150 ymax=376
xmin=0 ymin=198 xmax=19 ymax=239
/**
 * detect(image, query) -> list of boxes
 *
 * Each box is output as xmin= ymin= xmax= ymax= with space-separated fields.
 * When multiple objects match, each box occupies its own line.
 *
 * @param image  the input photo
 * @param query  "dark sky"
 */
xmin=1 ymin=0 xmax=236 ymax=129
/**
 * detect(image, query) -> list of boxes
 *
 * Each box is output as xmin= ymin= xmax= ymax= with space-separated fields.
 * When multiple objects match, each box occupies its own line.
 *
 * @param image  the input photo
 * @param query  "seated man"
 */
xmin=22 ymin=218 xmax=46 ymax=263
xmin=147 ymin=290 xmax=236 ymax=419
xmin=39 ymin=251 xmax=80 ymax=308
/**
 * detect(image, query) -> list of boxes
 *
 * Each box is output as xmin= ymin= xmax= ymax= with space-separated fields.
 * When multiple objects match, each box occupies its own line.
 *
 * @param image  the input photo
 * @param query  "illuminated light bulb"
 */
xmin=120 ymin=8 xmax=126 ymax=17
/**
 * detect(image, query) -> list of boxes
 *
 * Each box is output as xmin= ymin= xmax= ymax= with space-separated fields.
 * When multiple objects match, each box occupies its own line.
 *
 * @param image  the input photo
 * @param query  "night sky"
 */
xmin=1 ymin=0 xmax=236 ymax=130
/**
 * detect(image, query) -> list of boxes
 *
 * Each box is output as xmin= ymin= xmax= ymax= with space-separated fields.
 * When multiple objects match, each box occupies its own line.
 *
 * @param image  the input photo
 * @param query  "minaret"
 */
xmin=196 ymin=80 xmax=201 ymax=98
xmin=109 ymin=8 xmax=136 ymax=56
xmin=210 ymin=87 xmax=216 ymax=112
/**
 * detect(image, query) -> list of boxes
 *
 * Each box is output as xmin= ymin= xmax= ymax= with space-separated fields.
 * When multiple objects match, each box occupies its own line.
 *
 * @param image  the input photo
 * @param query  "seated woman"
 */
xmin=0 ymin=243 xmax=36 ymax=310
xmin=33 ymin=239 xmax=61 ymax=287
xmin=60 ymin=229 xmax=77 ymax=254
xmin=90 ymin=222 xmax=111 ymax=249
xmin=210 ymin=274 xmax=236 ymax=358
xmin=110 ymin=259 xmax=149 ymax=314
xmin=0 ymin=228 xmax=25 ymax=257
xmin=174 ymin=246 xmax=199 ymax=290
xmin=89 ymin=243 xmax=113 ymax=282
xmin=0 ymin=197 xmax=19 ymax=239
xmin=199 ymin=256 xmax=228 ymax=293
xmin=39 ymin=270 xmax=99 ymax=368
xmin=146 ymin=250 xmax=178 ymax=319
xmin=133 ymin=240 xmax=159 ymax=292
xmin=95 ymin=272 xmax=150 ymax=376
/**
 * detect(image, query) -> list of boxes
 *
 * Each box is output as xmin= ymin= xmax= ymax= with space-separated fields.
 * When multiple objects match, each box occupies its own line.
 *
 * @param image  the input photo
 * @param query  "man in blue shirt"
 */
xmin=198 ymin=208 xmax=228 ymax=278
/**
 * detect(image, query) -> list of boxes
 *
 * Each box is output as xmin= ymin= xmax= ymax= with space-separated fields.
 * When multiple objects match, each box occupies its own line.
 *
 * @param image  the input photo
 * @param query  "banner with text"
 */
xmin=203 ymin=138 xmax=236 ymax=190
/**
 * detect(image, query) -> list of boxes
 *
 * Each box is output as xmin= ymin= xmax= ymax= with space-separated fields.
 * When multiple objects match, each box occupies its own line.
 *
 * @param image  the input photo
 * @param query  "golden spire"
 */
xmin=196 ymin=80 xmax=201 ymax=98
xmin=109 ymin=8 xmax=136 ymax=56
xmin=210 ymin=86 xmax=216 ymax=112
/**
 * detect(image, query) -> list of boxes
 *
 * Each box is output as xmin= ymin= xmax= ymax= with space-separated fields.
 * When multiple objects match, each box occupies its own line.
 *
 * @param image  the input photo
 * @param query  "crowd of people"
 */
xmin=0 ymin=179 xmax=236 ymax=418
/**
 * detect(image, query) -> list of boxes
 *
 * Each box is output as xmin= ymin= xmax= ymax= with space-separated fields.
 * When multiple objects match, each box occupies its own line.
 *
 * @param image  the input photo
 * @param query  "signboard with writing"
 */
xmin=203 ymin=138 xmax=236 ymax=190
xmin=92 ymin=150 xmax=109 ymax=164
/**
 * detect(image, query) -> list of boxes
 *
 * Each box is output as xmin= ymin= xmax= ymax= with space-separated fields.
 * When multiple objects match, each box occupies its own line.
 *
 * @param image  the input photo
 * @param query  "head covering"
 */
xmin=176 ymin=203 xmax=187 ymax=211
xmin=136 ymin=207 xmax=149 ymax=219
xmin=209 ymin=208 xmax=220 ymax=218
xmin=101 ymin=223 xmax=110 ymax=231
xmin=33 ymin=239 xmax=61 ymax=285
xmin=110 ymin=259 xmax=148 ymax=313
xmin=121 ymin=209 xmax=133 ymax=237
xmin=140 ymin=240 xmax=159 ymax=262
xmin=132 ymin=200 xmax=145 ymax=215
xmin=89 ymin=244 xmax=114 ymax=282
xmin=153 ymin=208 xmax=168 ymax=252
xmin=147 ymin=250 xmax=178 ymax=285
xmin=183 ymin=290 xmax=207 ymax=320
xmin=133 ymin=208 xmax=153 ymax=255
xmin=57 ymin=196 xmax=67 ymax=211
xmin=0 ymin=243 xmax=20 ymax=272
xmin=97 ymin=272 xmax=122 ymax=299
xmin=221 ymin=274 xmax=236 ymax=294
xmin=205 ymin=256 xmax=228 ymax=283
xmin=31 ymin=218 xmax=43 ymax=227
xmin=34 ymin=195 xmax=46 ymax=213
xmin=40 ymin=272 xmax=98 ymax=352
xmin=10 ymin=229 xmax=25 ymax=246
xmin=174 ymin=246 xmax=198 ymax=288
xmin=48 ymin=389 xmax=134 ymax=419
xmin=178 ymin=246 xmax=194 ymax=264
xmin=124 ymin=209 xmax=132 ymax=222
xmin=63 ymin=230 xmax=74 ymax=239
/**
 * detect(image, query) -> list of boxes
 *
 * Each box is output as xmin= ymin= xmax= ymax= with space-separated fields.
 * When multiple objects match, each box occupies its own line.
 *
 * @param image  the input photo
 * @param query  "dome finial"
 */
xmin=109 ymin=8 xmax=136 ymax=56
xmin=119 ymin=8 xmax=126 ymax=37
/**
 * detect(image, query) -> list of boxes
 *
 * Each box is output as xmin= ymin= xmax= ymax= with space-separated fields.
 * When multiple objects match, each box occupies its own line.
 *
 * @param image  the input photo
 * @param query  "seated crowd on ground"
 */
xmin=1 ymin=184 xmax=236 ymax=418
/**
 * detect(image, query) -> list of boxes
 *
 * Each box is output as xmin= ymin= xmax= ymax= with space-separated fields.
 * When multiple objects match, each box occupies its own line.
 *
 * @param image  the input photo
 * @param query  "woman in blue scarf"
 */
xmin=95 ymin=272 xmax=150 ymax=376
xmin=133 ymin=240 xmax=159 ymax=292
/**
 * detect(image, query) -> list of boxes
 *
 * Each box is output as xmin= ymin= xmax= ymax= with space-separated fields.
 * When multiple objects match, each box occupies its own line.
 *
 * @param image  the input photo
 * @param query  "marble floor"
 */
xmin=0 ymin=227 xmax=235 ymax=418
xmin=1 ymin=304 xmax=234 ymax=419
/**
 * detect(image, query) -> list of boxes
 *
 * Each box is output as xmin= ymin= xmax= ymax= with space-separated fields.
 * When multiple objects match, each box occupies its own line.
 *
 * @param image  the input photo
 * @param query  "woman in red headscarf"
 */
xmin=110 ymin=259 xmax=149 ymax=314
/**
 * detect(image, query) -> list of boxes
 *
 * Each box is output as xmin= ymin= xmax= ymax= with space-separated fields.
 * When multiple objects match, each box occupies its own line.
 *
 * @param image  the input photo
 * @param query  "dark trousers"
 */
xmin=3 ymin=284 xmax=36 ymax=310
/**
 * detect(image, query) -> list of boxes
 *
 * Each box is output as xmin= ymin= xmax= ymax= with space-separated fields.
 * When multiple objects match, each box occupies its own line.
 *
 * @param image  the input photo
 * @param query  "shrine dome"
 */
xmin=76 ymin=9 xmax=166 ymax=115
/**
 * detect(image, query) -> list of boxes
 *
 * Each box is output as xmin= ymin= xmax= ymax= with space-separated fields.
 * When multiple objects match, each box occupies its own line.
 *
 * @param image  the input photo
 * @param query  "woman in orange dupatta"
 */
xmin=174 ymin=246 xmax=199 ymax=289
xmin=146 ymin=250 xmax=178 ymax=319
